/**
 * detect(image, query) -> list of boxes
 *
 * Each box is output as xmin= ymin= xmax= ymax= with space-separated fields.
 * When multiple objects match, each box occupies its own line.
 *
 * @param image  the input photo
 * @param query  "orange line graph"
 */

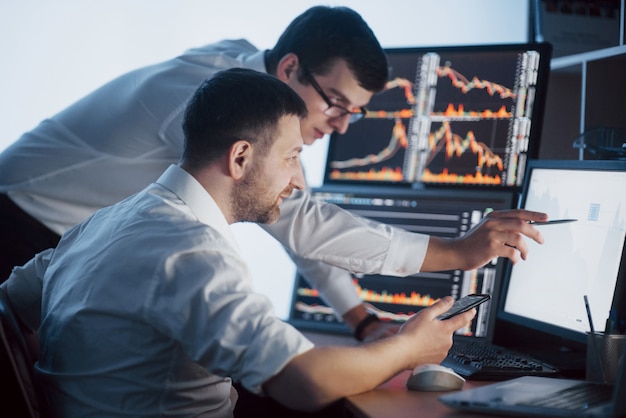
xmin=329 ymin=166 xmax=404 ymax=182
xmin=385 ymin=77 xmax=416 ymax=105
xmin=367 ymin=108 xmax=414 ymax=119
xmin=330 ymin=119 xmax=408 ymax=170
xmin=329 ymin=66 xmax=516 ymax=183
xmin=437 ymin=65 xmax=517 ymax=99
xmin=294 ymin=301 xmax=417 ymax=322
xmin=298 ymin=280 xmax=439 ymax=308
xmin=329 ymin=78 xmax=415 ymax=175
xmin=434 ymin=103 xmax=512 ymax=119
xmin=425 ymin=121 xmax=504 ymax=182
xmin=357 ymin=284 xmax=437 ymax=307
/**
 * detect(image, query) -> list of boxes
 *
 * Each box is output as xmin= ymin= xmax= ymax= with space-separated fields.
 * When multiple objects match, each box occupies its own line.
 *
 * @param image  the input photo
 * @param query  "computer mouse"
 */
xmin=406 ymin=363 xmax=466 ymax=392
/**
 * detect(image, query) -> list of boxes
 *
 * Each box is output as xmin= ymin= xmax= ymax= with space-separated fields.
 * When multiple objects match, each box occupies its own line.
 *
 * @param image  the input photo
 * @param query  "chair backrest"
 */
xmin=0 ymin=285 xmax=43 ymax=418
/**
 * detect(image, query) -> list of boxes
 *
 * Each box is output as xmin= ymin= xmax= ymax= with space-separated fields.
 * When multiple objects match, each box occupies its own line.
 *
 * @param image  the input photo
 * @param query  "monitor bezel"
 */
xmin=496 ymin=159 xmax=626 ymax=347
xmin=323 ymin=42 xmax=553 ymax=191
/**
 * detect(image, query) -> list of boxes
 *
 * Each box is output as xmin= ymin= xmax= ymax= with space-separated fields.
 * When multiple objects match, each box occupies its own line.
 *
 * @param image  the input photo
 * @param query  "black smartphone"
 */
xmin=436 ymin=294 xmax=491 ymax=320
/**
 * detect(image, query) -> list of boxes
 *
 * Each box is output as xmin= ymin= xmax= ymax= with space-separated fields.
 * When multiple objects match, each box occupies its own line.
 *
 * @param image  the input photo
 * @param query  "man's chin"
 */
xmin=267 ymin=208 xmax=281 ymax=224
xmin=303 ymin=137 xmax=317 ymax=146
xmin=303 ymin=130 xmax=323 ymax=145
xmin=257 ymin=207 xmax=281 ymax=225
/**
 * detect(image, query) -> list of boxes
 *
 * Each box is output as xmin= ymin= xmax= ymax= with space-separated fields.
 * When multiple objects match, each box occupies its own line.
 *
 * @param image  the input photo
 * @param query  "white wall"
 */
xmin=0 ymin=0 xmax=530 ymax=319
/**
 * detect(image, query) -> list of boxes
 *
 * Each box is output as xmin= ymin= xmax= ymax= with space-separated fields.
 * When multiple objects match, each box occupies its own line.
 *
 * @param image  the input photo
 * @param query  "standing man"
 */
xmin=0 ymin=6 xmax=390 ymax=340
xmin=0 ymin=6 xmax=546 ymax=342
xmin=5 ymin=68 xmax=478 ymax=417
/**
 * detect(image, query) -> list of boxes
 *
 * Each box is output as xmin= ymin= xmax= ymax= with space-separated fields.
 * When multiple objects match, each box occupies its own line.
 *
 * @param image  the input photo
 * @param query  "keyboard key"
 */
xmin=441 ymin=340 xmax=560 ymax=380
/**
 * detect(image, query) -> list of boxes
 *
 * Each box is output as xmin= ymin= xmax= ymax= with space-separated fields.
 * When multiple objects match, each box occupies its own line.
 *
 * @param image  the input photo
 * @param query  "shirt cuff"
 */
xmin=381 ymin=229 xmax=430 ymax=276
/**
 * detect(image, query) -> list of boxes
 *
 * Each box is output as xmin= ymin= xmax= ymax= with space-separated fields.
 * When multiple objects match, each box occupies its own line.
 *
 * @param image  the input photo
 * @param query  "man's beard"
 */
xmin=232 ymin=167 xmax=289 ymax=224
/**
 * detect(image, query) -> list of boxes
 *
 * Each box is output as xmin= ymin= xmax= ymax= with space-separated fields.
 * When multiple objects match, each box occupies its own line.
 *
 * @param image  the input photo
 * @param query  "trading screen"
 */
xmin=288 ymin=186 xmax=513 ymax=337
xmin=502 ymin=162 xmax=626 ymax=340
xmin=325 ymin=43 xmax=551 ymax=188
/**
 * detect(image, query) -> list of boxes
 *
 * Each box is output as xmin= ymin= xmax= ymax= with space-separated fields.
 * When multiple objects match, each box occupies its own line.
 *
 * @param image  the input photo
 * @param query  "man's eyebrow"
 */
xmin=326 ymin=86 xmax=350 ymax=103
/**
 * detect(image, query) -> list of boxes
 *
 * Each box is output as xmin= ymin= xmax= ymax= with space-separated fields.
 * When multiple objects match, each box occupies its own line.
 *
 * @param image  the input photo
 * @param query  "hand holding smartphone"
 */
xmin=436 ymin=294 xmax=491 ymax=320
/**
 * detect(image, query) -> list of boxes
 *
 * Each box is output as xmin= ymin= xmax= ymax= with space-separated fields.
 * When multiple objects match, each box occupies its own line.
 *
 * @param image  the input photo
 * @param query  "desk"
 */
xmin=302 ymin=331 xmax=490 ymax=418
xmin=345 ymin=370 xmax=490 ymax=418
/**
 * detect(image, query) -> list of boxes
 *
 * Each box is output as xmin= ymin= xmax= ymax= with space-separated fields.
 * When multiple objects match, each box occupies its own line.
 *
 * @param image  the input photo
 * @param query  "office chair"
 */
xmin=0 ymin=284 xmax=45 ymax=418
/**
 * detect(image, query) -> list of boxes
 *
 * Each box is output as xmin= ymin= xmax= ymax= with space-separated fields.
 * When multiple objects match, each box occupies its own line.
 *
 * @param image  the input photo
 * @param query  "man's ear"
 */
xmin=275 ymin=53 xmax=299 ymax=83
xmin=228 ymin=140 xmax=253 ymax=180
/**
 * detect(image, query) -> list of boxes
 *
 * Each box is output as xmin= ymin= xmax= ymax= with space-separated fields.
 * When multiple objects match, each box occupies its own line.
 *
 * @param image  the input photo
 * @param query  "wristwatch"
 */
xmin=354 ymin=312 xmax=380 ymax=341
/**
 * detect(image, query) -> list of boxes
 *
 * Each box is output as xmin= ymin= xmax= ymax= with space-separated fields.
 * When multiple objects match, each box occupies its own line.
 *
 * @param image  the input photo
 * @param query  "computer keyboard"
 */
xmin=441 ymin=340 xmax=560 ymax=380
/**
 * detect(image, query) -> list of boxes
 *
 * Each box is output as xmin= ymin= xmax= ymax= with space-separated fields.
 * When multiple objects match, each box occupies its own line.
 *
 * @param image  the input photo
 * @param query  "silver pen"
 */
xmin=528 ymin=219 xmax=578 ymax=226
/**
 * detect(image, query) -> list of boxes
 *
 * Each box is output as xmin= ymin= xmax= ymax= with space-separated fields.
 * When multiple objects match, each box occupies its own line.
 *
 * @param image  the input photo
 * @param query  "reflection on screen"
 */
xmin=503 ymin=166 xmax=626 ymax=335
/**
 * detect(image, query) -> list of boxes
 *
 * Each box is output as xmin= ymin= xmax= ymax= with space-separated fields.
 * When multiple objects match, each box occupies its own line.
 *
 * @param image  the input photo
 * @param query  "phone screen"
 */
xmin=436 ymin=294 xmax=491 ymax=320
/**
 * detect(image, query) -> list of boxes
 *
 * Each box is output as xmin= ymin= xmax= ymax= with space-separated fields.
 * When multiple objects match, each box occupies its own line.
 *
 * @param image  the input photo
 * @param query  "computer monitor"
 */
xmin=324 ymin=43 xmax=552 ymax=188
xmin=288 ymin=185 xmax=514 ymax=338
xmin=497 ymin=159 xmax=626 ymax=352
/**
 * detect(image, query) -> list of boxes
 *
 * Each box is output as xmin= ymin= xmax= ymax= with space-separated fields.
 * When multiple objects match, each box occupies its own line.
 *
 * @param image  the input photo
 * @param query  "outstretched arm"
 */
xmin=421 ymin=209 xmax=547 ymax=272
xmin=263 ymin=297 xmax=474 ymax=411
xmin=308 ymin=209 xmax=548 ymax=341
xmin=266 ymin=190 xmax=547 ymax=277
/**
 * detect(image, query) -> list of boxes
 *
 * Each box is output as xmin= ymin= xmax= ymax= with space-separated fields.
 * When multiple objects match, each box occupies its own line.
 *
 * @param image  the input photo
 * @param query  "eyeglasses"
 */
xmin=300 ymin=67 xmax=367 ymax=124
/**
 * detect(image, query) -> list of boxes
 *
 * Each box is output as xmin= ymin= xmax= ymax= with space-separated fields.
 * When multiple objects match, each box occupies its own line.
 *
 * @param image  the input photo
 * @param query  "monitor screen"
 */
xmin=288 ymin=185 xmax=514 ymax=338
xmin=499 ymin=159 xmax=626 ymax=346
xmin=324 ymin=43 xmax=552 ymax=188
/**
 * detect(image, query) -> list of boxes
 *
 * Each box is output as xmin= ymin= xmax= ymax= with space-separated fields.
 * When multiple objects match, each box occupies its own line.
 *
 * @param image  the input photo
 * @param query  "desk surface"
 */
xmin=302 ymin=330 xmax=490 ymax=418
xmin=345 ymin=370 xmax=490 ymax=418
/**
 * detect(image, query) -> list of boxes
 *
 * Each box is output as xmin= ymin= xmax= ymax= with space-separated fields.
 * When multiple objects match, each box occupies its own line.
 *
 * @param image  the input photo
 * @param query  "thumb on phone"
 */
xmin=428 ymin=296 xmax=455 ymax=318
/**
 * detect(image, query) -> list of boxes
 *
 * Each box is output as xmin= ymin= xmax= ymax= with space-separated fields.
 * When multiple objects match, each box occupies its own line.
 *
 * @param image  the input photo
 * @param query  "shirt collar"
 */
xmin=155 ymin=165 xmax=240 ymax=251
xmin=242 ymin=49 xmax=267 ymax=73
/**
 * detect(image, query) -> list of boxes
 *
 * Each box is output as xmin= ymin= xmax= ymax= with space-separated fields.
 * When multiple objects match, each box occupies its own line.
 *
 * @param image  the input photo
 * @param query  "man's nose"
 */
xmin=291 ymin=160 xmax=306 ymax=190
xmin=328 ymin=114 xmax=351 ymax=135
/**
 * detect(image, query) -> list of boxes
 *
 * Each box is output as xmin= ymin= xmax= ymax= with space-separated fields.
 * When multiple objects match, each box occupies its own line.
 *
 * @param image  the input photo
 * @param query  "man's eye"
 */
xmin=329 ymin=96 xmax=343 ymax=105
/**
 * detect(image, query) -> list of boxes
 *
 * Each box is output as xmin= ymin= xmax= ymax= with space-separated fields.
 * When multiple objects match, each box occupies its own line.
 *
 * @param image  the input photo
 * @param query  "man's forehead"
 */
xmin=319 ymin=59 xmax=373 ymax=105
xmin=271 ymin=114 xmax=303 ymax=152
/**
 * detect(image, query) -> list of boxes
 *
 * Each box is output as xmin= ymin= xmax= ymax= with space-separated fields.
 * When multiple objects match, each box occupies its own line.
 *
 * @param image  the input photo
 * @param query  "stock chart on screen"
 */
xmin=288 ymin=185 xmax=513 ymax=337
xmin=325 ymin=43 xmax=552 ymax=189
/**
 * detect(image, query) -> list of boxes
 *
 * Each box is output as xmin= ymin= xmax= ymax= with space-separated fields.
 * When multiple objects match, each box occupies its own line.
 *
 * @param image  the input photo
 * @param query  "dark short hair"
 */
xmin=266 ymin=6 xmax=388 ymax=93
xmin=181 ymin=68 xmax=308 ymax=169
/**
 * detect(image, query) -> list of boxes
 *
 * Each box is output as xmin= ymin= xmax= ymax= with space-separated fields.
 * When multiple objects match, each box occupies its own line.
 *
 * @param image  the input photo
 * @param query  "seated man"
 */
xmin=5 ymin=68 xmax=480 ymax=417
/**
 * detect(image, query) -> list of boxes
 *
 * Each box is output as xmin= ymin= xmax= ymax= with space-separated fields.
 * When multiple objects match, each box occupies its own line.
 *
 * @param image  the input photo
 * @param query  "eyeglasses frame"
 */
xmin=300 ymin=67 xmax=367 ymax=124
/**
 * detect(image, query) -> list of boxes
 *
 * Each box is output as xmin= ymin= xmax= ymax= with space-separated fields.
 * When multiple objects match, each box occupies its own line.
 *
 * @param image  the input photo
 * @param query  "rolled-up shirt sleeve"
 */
xmin=263 ymin=189 xmax=430 ymax=277
xmin=146 ymin=242 xmax=314 ymax=396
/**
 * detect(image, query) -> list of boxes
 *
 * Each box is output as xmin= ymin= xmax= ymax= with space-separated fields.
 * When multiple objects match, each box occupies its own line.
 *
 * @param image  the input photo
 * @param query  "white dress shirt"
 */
xmin=30 ymin=165 xmax=313 ymax=417
xmin=0 ymin=39 xmax=265 ymax=235
xmin=0 ymin=39 xmax=431 ymax=317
